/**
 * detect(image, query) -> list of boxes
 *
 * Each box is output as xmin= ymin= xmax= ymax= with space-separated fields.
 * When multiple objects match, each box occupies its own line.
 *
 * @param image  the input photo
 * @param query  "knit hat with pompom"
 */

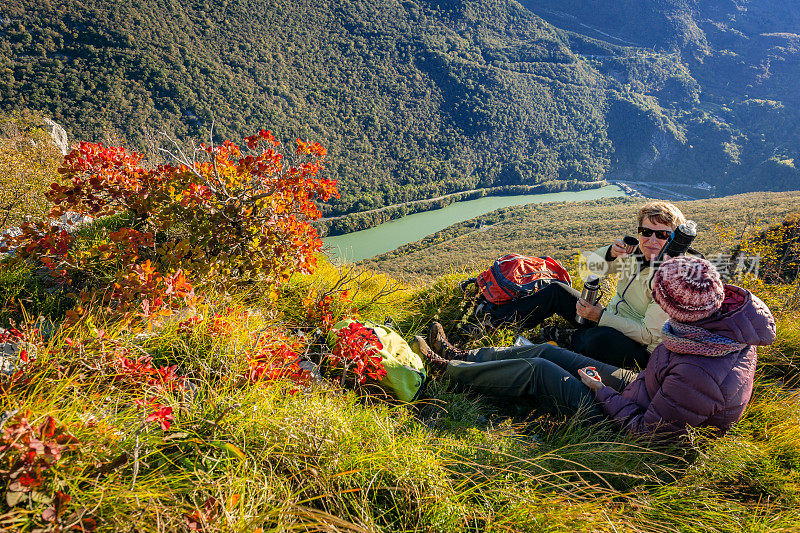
xmin=652 ymin=256 xmax=724 ymax=323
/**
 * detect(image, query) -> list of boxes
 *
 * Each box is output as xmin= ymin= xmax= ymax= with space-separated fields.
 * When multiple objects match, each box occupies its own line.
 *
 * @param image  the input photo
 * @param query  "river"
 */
xmin=323 ymin=185 xmax=626 ymax=263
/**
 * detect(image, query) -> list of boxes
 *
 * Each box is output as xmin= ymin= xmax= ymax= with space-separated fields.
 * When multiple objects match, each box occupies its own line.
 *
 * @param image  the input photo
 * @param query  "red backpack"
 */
xmin=472 ymin=254 xmax=572 ymax=305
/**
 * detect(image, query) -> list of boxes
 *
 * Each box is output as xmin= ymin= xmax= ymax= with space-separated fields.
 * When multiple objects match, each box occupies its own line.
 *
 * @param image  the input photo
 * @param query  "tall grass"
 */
xmin=3 ymin=257 xmax=800 ymax=532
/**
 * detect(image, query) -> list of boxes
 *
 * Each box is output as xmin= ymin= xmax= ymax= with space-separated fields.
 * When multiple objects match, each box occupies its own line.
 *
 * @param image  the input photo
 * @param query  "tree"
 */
xmin=5 ymin=129 xmax=338 ymax=322
xmin=0 ymin=111 xmax=62 ymax=228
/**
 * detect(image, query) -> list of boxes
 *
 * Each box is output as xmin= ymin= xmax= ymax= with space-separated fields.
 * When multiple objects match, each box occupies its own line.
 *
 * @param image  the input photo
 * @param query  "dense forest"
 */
xmin=0 ymin=0 xmax=613 ymax=215
xmin=1 ymin=0 xmax=798 ymax=216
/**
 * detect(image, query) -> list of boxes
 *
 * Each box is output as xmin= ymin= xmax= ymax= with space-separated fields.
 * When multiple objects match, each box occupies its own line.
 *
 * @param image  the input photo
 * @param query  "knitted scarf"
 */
xmin=661 ymin=320 xmax=748 ymax=357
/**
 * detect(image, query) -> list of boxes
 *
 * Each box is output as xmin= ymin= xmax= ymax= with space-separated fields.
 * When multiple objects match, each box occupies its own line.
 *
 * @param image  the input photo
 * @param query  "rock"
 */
xmin=40 ymin=117 xmax=69 ymax=155
xmin=56 ymin=211 xmax=94 ymax=231
xmin=299 ymin=359 xmax=324 ymax=382
xmin=33 ymin=317 xmax=58 ymax=341
xmin=0 ymin=226 xmax=21 ymax=256
xmin=1 ymin=211 xmax=93 ymax=257
xmin=1 ymin=341 xmax=19 ymax=375
xmin=0 ymin=328 xmax=38 ymax=375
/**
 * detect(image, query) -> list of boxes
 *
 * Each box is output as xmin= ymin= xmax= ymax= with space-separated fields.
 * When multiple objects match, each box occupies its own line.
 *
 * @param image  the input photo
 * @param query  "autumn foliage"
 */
xmin=4 ymin=130 xmax=338 ymax=322
xmin=0 ymin=127 xmax=407 ymax=530
xmin=0 ymin=111 xmax=62 ymax=228
xmin=1 ymin=409 xmax=96 ymax=530
xmin=330 ymin=321 xmax=388 ymax=385
xmin=1 ymin=412 xmax=78 ymax=494
xmin=745 ymin=212 xmax=800 ymax=283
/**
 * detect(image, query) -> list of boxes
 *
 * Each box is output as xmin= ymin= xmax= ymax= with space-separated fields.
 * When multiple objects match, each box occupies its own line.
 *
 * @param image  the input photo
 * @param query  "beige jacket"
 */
xmin=586 ymin=245 xmax=670 ymax=353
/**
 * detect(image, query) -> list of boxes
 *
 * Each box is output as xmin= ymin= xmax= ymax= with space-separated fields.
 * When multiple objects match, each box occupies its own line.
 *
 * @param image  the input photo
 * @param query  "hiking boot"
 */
xmin=539 ymin=325 xmax=576 ymax=348
xmin=414 ymin=335 xmax=449 ymax=376
xmin=427 ymin=322 xmax=469 ymax=361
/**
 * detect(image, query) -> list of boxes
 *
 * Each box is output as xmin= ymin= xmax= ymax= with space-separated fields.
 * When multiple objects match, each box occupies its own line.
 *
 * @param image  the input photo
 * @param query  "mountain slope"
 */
xmin=2 ymin=0 xmax=799 ymax=210
xmin=524 ymin=0 xmax=800 ymax=194
xmin=0 ymin=0 xmax=612 ymax=214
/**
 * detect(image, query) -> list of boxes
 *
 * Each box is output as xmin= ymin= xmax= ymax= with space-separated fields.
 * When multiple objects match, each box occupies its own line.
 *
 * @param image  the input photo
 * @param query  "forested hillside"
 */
xmin=0 ymin=0 xmax=612 ymax=214
xmin=2 ymin=0 xmax=799 ymax=214
xmin=526 ymin=0 xmax=800 ymax=193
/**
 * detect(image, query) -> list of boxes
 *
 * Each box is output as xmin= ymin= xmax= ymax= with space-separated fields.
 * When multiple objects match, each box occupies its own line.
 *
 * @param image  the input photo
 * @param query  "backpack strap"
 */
xmin=459 ymin=277 xmax=478 ymax=292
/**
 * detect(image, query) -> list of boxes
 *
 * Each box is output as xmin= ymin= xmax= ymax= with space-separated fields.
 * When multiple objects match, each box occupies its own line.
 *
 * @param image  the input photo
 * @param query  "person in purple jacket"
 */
xmin=428 ymin=256 xmax=776 ymax=439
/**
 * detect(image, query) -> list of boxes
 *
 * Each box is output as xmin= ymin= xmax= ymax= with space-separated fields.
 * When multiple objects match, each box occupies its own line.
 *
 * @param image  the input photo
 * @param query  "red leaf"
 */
xmin=38 ymin=416 xmax=56 ymax=438
xmin=20 ymin=471 xmax=42 ymax=487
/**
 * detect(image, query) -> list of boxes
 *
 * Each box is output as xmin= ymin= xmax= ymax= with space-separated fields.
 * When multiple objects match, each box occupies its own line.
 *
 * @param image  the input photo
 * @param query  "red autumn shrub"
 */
xmin=115 ymin=353 xmax=186 ymax=392
xmin=302 ymin=288 xmax=353 ymax=330
xmin=329 ymin=321 xmax=387 ymax=385
xmin=135 ymin=398 xmax=175 ymax=431
xmin=246 ymin=336 xmax=310 ymax=390
xmin=0 ymin=327 xmax=23 ymax=343
xmin=0 ymin=412 xmax=78 ymax=493
xmin=5 ymin=130 xmax=338 ymax=323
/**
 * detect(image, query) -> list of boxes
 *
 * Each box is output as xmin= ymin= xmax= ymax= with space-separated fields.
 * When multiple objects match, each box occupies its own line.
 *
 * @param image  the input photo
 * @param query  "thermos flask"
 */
xmin=576 ymin=274 xmax=601 ymax=325
xmin=655 ymin=220 xmax=697 ymax=263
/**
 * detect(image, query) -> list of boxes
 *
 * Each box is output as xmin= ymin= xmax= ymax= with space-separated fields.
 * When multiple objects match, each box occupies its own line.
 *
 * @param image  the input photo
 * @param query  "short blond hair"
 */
xmin=638 ymin=201 xmax=686 ymax=229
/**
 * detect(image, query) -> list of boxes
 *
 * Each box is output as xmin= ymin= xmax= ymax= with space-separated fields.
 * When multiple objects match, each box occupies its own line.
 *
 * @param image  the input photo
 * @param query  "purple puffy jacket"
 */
xmin=595 ymin=285 xmax=776 ymax=438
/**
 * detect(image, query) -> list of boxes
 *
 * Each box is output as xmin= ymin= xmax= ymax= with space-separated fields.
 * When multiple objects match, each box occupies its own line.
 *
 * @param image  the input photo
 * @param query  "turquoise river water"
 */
xmin=323 ymin=185 xmax=625 ymax=263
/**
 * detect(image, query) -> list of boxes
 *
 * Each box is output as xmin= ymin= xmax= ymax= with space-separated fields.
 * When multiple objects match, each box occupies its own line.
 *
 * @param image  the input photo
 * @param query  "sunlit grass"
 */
xmin=3 ymin=256 xmax=800 ymax=531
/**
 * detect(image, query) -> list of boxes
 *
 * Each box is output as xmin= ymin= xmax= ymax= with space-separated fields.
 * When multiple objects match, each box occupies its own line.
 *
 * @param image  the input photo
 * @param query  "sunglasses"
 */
xmin=638 ymin=226 xmax=672 ymax=240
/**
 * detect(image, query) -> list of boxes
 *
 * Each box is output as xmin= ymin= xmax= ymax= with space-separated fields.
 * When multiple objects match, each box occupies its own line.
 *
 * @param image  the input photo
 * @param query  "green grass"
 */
xmin=0 ymin=260 xmax=77 ymax=325
xmin=3 ymin=251 xmax=800 ymax=531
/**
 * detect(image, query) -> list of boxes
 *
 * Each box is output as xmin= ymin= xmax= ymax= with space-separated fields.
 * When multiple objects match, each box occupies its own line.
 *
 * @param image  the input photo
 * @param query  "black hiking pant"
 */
xmin=445 ymin=343 xmax=639 ymax=418
xmin=489 ymin=282 xmax=583 ymax=328
xmin=488 ymin=282 xmax=650 ymax=369
xmin=571 ymin=327 xmax=650 ymax=370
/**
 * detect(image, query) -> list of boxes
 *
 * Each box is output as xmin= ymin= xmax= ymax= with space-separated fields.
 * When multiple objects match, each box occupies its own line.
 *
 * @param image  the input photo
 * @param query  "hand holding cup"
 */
xmin=610 ymin=239 xmax=628 ymax=258
xmin=611 ymin=236 xmax=639 ymax=258
xmin=623 ymin=235 xmax=639 ymax=254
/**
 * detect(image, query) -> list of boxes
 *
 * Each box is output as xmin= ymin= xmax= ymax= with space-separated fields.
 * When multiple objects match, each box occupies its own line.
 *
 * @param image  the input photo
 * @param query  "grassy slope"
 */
xmin=3 ymin=236 xmax=800 ymax=531
xmin=363 ymin=191 xmax=800 ymax=279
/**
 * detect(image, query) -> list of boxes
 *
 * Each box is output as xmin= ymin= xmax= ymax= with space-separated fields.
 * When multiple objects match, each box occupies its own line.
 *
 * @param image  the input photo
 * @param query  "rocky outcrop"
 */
xmin=0 ymin=335 xmax=36 ymax=375
xmin=1 ymin=212 xmax=93 ymax=256
xmin=0 ymin=339 xmax=17 ymax=375
xmin=41 ymin=117 xmax=69 ymax=155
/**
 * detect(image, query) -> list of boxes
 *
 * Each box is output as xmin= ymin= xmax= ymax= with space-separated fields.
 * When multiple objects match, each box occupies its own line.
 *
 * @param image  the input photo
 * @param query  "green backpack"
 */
xmin=328 ymin=319 xmax=427 ymax=402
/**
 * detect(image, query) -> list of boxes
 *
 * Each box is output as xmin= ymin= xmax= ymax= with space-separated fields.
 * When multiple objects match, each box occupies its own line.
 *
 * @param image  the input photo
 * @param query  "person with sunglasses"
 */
xmin=567 ymin=201 xmax=688 ymax=368
xmin=421 ymin=257 xmax=774 ymax=441
xmin=463 ymin=201 xmax=687 ymax=369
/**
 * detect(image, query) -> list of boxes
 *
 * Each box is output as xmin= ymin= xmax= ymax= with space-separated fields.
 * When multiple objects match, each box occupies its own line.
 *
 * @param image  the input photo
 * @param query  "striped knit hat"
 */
xmin=652 ymin=256 xmax=724 ymax=323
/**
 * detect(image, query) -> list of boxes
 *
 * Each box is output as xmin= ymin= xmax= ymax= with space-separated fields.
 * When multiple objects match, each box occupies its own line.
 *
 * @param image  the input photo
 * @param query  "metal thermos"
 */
xmin=576 ymin=274 xmax=601 ymax=325
xmin=655 ymin=220 xmax=697 ymax=262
